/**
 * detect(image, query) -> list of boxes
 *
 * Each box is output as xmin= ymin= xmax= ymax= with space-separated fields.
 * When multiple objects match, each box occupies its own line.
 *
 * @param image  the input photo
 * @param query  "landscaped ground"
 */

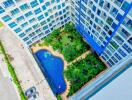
xmin=0 ymin=22 xmax=3 ymax=27
xmin=41 ymin=23 xmax=90 ymax=62
xmin=64 ymin=53 xmax=106 ymax=96
xmin=33 ymin=23 xmax=106 ymax=98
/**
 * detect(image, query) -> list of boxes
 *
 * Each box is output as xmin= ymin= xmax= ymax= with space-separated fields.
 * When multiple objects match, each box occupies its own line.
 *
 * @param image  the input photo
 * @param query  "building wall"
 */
xmin=0 ymin=0 xmax=71 ymax=46
xmin=70 ymin=0 xmax=132 ymax=67
xmin=0 ymin=0 xmax=132 ymax=68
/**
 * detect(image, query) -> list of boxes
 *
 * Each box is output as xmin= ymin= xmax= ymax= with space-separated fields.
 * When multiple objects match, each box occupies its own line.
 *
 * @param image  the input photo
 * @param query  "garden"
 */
xmin=42 ymin=23 xmax=90 ymax=62
xmin=64 ymin=53 xmax=106 ymax=96
xmin=35 ymin=23 xmax=106 ymax=98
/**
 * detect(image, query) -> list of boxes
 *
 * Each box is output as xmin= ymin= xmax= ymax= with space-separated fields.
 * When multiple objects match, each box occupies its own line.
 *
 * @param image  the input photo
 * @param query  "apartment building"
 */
xmin=0 ymin=0 xmax=70 ymax=46
xmin=70 ymin=0 xmax=132 ymax=67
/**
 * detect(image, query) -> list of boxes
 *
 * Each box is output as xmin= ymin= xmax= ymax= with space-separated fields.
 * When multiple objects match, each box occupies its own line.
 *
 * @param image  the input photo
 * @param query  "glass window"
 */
xmin=11 ymin=8 xmax=20 ymax=16
xmin=114 ymin=0 xmax=123 ymax=7
xmin=3 ymin=0 xmax=15 ymax=8
xmin=29 ymin=18 xmax=36 ymax=23
xmin=121 ymin=1 xmax=129 ymax=11
xmin=42 ymin=5 xmax=46 ymax=10
xmin=30 ymin=0 xmax=38 ymax=8
xmin=2 ymin=15 xmax=11 ymax=22
xmin=118 ymin=48 xmax=127 ymax=57
xmin=8 ymin=22 xmax=17 ymax=28
xmin=114 ymin=53 xmax=122 ymax=60
xmin=110 ymin=40 xmax=119 ymax=49
xmin=122 ymin=43 xmax=132 ymax=53
xmin=16 ymin=16 xmax=24 ymax=22
xmin=114 ymin=35 xmax=124 ymax=45
xmin=39 ymin=0 xmax=44 ymax=3
xmin=25 ymin=11 xmax=33 ymax=17
xmin=128 ymin=37 xmax=132 ymax=46
xmin=21 ymin=22 xmax=28 ymax=28
xmin=37 ymin=15 xmax=44 ymax=20
xmin=45 ymin=2 xmax=50 ymax=7
xmin=110 ymin=6 xmax=118 ymax=17
xmin=0 ymin=6 xmax=5 ymax=14
xmin=34 ymin=8 xmax=41 ymax=15
xmin=14 ymin=28 xmax=21 ymax=33
xmin=20 ymin=3 xmax=29 ymax=11
xmin=116 ymin=13 xmax=123 ymax=22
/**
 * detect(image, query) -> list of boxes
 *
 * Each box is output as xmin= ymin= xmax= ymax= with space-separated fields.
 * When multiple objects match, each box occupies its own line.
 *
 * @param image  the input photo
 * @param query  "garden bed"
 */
xmin=42 ymin=23 xmax=90 ymax=62
xmin=64 ymin=53 xmax=106 ymax=96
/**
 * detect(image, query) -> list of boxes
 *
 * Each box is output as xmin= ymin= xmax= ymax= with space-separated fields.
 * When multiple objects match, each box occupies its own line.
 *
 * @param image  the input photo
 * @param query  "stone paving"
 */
xmin=0 ymin=27 xmax=56 ymax=100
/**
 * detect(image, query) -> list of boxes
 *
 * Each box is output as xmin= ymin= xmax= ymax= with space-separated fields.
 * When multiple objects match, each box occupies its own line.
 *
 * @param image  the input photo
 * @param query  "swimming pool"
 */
xmin=35 ymin=49 xmax=66 ymax=94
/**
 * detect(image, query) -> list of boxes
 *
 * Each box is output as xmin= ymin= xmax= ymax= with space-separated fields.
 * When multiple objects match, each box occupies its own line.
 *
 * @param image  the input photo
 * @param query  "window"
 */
xmin=25 ymin=11 xmax=33 ymax=17
xmin=8 ymin=22 xmax=17 ymax=28
xmin=42 ymin=5 xmax=46 ymax=10
xmin=21 ymin=22 xmax=28 ymax=28
xmin=34 ymin=8 xmax=41 ymax=15
xmin=116 ymin=13 xmax=123 ymax=21
xmin=25 ymin=27 xmax=32 ymax=33
xmin=19 ymin=33 xmax=25 ymax=38
xmin=30 ymin=0 xmax=38 ymax=8
xmin=110 ymin=40 xmax=119 ymax=49
xmin=3 ymin=0 xmax=14 ymax=8
xmin=118 ymin=48 xmax=127 ymax=57
xmin=99 ymin=0 xmax=104 ymax=7
xmin=58 ymin=5 xmax=61 ymax=9
xmin=114 ymin=53 xmax=122 ymax=60
xmin=121 ymin=1 xmax=129 ymax=11
xmin=114 ymin=0 xmax=124 ymax=7
xmin=122 ymin=43 xmax=132 ymax=53
xmin=37 ymin=15 xmax=44 ymax=20
xmin=128 ymin=38 xmax=132 ymax=46
xmin=45 ymin=12 xmax=48 ymax=17
xmin=2 ymin=15 xmax=11 ymax=22
xmin=20 ymin=3 xmax=29 ymax=11
xmin=29 ymin=18 xmax=36 ymax=23
xmin=11 ymin=8 xmax=20 ymax=16
xmin=16 ymin=16 xmax=24 ymax=22
xmin=0 ymin=6 xmax=5 ymax=14
xmin=45 ymin=2 xmax=50 ymax=7
xmin=14 ymin=28 xmax=21 ymax=33
xmin=114 ymin=35 xmax=124 ymax=45
xmin=39 ymin=0 xmax=44 ymax=3
xmin=110 ymin=6 xmax=118 ymax=17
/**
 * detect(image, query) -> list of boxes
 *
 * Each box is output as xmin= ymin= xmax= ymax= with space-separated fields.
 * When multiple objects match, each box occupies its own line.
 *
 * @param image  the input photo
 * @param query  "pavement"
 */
xmin=0 ymin=27 xmax=56 ymax=100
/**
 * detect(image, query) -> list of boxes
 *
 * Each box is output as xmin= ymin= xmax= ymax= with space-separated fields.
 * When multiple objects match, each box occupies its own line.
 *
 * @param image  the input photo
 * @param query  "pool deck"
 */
xmin=31 ymin=43 xmax=91 ymax=100
xmin=31 ymin=44 xmax=71 ymax=100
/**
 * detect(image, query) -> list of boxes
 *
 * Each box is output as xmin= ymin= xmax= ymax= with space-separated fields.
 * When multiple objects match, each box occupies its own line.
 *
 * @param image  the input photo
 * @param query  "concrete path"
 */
xmin=0 ymin=27 xmax=56 ymax=100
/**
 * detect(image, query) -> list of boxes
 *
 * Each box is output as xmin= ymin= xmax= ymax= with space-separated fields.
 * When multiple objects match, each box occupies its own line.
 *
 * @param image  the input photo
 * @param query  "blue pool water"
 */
xmin=35 ymin=49 xmax=66 ymax=94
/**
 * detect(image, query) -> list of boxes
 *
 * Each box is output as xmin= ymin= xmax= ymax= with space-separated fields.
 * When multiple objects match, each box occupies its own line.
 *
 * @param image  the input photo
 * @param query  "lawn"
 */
xmin=42 ymin=23 xmax=90 ymax=62
xmin=64 ymin=53 xmax=106 ymax=96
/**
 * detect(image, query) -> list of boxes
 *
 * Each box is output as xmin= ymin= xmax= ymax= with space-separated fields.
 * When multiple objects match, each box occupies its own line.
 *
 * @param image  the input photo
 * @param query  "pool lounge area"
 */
xmin=35 ymin=49 xmax=66 ymax=94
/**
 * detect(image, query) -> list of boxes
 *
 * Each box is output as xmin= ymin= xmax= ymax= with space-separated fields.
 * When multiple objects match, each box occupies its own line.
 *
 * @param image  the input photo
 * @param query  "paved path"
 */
xmin=0 ymin=27 xmax=56 ymax=100
xmin=68 ymin=51 xmax=91 ymax=66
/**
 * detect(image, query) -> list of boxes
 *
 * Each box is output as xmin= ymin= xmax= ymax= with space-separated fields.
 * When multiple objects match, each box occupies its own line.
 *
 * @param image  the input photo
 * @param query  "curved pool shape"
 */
xmin=35 ymin=49 xmax=66 ymax=94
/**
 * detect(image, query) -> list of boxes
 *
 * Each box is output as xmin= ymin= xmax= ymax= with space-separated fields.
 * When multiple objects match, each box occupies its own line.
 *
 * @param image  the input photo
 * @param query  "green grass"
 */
xmin=0 ymin=22 xmax=3 ymax=27
xmin=64 ymin=53 xmax=106 ymax=96
xmin=0 ymin=41 xmax=26 ymax=100
xmin=43 ymin=23 xmax=90 ymax=62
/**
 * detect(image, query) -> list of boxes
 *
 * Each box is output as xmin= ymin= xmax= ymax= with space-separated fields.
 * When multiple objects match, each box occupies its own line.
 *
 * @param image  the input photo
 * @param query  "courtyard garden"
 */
xmin=33 ymin=23 xmax=107 ymax=98
xmin=41 ymin=23 xmax=90 ymax=62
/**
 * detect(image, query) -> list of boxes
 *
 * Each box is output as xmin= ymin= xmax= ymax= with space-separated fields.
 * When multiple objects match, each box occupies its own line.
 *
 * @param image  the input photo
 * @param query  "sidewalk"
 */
xmin=0 ymin=27 xmax=56 ymax=100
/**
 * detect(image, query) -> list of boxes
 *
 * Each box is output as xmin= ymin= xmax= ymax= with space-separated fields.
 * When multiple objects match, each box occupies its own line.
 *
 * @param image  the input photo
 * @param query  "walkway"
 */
xmin=0 ymin=27 xmax=56 ymax=100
